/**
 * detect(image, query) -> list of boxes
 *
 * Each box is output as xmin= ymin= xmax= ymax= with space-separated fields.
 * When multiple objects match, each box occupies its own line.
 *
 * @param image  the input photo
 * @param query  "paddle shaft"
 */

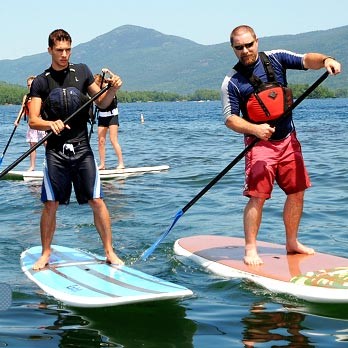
xmin=88 ymin=72 xmax=106 ymax=141
xmin=0 ymin=105 xmax=27 ymax=163
xmin=1 ymin=126 xmax=18 ymax=160
xmin=181 ymin=71 xmax=329 ymax=214
xmin=0 ymin=84 xmax=111 ymax=179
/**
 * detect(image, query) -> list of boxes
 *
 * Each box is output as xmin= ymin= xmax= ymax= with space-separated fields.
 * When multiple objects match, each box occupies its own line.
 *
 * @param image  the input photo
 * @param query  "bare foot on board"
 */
xmin=286 ymin=240 xmax=315 ymax=255
xmin=33 ymin=254 xmax=50 ymax=270
xmin=106 ymin=250 xmax=124 ymax=266
xmin=244 ymin=246 xmax=264 ymax=266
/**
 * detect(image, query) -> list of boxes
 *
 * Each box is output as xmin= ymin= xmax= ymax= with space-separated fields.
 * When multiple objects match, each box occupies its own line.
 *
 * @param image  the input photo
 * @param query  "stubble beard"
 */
xmin=240 ymin=52 xmax=257 ymax=67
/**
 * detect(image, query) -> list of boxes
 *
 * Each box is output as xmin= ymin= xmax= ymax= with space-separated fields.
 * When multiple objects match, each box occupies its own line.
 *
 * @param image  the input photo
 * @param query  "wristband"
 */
xmin=323 ymin=56 xmax=335 ymax=64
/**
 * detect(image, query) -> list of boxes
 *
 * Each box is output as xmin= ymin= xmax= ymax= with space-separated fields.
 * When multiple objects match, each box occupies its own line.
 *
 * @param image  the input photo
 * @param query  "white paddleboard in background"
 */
xmin=2 ymin=165 xmax=169 ymax=182
xmin=99 ymin=165 xmax=169 ymax=180
xmin=174 ymin=235 xmax=348 ymax=304
xmin=2 ymin=170 xmax=43 ymax=181
xmin=21 ymin=245 xmax=192 ymax=307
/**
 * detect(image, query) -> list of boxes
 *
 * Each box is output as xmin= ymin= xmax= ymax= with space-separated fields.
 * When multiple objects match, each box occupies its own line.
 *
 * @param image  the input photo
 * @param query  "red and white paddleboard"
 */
xmin=174 ymin=235 xmax=348 ymax=303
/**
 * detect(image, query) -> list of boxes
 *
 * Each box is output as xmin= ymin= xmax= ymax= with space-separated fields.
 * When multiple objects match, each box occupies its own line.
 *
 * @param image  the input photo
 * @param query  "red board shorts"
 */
xmin=243 ymin=132 xmax=311 ymax=199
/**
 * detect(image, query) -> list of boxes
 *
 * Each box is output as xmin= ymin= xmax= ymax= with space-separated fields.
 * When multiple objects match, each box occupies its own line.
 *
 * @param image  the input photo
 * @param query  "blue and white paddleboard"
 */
xmin=21 ymin=245 xmax=192 ymax=308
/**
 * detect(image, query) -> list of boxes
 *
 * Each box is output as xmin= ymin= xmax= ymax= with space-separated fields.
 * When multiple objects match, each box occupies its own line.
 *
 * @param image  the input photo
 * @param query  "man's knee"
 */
xmin=287 ymin=190 xmax=305 ymax=201
xmin=88 ymin=198 xmax=105 ymax=209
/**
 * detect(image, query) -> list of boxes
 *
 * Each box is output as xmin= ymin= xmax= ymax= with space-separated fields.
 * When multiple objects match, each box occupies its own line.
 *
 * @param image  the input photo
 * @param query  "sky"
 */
xmin=0 ymin=0 xmax=346 ymax=60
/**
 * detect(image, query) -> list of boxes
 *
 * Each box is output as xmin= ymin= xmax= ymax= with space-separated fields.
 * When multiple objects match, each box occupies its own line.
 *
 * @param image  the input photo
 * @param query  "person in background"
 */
xmin=94 ymin=71 xmax=125 ymax=170
xmin=15 ymin=76 xmax=46 ymax=171
xmin=29 ymin=29 xmax=124 ymax=270
xmin=221 ymin=25 xmax=341 ymax=266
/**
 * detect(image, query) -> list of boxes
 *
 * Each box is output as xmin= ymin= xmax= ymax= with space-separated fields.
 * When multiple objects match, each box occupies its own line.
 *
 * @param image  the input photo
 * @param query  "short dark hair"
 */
xmin=48 ymin=29 xmax=72 ymax=48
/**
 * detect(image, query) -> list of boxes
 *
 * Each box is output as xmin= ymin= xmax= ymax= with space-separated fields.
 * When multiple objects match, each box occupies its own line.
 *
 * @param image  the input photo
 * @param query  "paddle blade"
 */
xmin=140 ymin=210 xmax=184 ymax=261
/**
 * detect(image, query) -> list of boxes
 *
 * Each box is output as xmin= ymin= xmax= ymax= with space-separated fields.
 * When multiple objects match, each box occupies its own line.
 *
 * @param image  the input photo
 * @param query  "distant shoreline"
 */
xmin=1 ymin=85 xmax=346 ymax=106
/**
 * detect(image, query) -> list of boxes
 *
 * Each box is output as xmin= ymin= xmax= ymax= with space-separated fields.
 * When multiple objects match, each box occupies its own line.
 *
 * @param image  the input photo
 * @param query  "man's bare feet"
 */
xmin=33 ymin=254 xmax=50 ymax=270
xmin=106 ymin=250 xmax=124 ymax=266
xmin=27 ymin=167 xmax=34 ymax=171
xmin=286 ymin=240 xmax=315 ymax=255
xmin=244 ymin=246 xmax=263 ymax=266
xmin=98 ymin=165 xmax=105 ymax=170
xmin=116 ymin=164 xmax=125 ymax=170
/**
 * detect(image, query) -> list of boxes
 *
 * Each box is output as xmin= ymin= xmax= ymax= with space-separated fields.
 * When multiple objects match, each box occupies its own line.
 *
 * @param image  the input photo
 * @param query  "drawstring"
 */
xmin=62 ymin=143 xmax=75 ymax=156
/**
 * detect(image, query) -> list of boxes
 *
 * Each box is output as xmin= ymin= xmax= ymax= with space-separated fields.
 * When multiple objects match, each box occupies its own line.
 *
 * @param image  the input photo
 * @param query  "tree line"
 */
xmin=1 ymin=81 xmax=347 ymax=105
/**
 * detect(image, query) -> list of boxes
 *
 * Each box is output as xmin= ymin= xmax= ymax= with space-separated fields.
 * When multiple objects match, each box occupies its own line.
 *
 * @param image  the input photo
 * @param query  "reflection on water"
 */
xmin=4 ymin=295 xmax=348 ymax=348
xmin=0 ymin=297 xmax=197 ymax=348
xmin=242 ymin=303 xmax=310 ymax=347
xmin=73 ymin=300 xmax=197 ymax=347
xmin=242 ymin=301 xmax=348 ymax=347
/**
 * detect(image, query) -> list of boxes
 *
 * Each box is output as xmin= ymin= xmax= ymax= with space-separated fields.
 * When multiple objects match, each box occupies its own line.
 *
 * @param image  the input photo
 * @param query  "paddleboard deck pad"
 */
xmin=2 ymin=165 xmax=169 ymax=181
xmin=21 ymin=245 xmax=192 ymax=307
xmin=174 ymin=235 xmax=348 ymax=303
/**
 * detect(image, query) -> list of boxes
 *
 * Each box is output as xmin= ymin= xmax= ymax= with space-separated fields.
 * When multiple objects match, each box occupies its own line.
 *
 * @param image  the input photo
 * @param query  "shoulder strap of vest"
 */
xmin=258 ymin=52 xmax=276 ymax=82
xmin=44 ymin=63 xmax=77 ymax=91
xmin=44 ymin=69 xmax=54 ymax=91
xmin=233 ymin=52 xmax=277 ymax=89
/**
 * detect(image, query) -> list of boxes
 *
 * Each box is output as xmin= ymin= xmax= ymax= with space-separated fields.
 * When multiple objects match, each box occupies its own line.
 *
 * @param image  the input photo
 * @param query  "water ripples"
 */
xmin=0 ymin=99 xmax=347 ymax=347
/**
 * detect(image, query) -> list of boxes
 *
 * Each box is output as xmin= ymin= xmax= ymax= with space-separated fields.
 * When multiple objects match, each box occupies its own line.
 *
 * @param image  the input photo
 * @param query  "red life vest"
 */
xmin=236 ymin=52 xmax=293 ymax=124
xmin=24 ymin=94 xmax=31 ymax=117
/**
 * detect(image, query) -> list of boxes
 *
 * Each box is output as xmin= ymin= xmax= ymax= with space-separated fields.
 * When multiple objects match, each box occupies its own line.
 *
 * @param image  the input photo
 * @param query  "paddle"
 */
xmin=0 ymin=125 xmax=19 ymax=166
xmin=0 ymin=100 xmax=28 ymax=166
xmin=88 ymin=71 xmax=106 ymax=141
xmin=140 ymin=71 xmax=329 ymax=261
xmin=0 ymin=84 xmax=111 ymax=179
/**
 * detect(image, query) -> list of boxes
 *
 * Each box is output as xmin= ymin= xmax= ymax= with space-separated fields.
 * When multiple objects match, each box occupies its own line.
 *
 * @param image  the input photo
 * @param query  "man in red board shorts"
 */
xmin=221 ymin=25 xmax=341 ymax=265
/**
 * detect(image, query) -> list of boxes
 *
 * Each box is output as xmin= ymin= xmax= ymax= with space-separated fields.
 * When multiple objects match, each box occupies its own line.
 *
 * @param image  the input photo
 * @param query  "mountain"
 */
xmin=0 ymin=25 xmax=347 ymax=93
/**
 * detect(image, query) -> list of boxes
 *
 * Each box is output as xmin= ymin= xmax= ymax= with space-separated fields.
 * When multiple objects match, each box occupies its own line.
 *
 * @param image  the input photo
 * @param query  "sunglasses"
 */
xmin=233 ymin=41 xmax=255 ymax=51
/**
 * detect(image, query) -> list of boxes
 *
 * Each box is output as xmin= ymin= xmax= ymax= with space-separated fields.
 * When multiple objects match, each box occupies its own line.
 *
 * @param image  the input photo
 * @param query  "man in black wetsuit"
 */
xmin=29 ymin=29 xmax=124 ymax=270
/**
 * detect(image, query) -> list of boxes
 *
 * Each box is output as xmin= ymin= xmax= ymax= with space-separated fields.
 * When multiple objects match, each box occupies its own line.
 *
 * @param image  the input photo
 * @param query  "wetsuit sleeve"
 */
xmin=266 ymin=50 xmax=306 ymax=71
xmin=30 ymin=75 xmax=48 ymax=100
xmin=82 ymin=64 xmax=95 ymax=88
xmin=74 ymin=63 xmax=95 ymax=93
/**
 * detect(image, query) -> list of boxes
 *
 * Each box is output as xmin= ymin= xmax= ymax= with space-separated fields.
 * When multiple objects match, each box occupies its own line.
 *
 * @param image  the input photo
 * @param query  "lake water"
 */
xmin=0 ymin=97 xmax=347 ymax=347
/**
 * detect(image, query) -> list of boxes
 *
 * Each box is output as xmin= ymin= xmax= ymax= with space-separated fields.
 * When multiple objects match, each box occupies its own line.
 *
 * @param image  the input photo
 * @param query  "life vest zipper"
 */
xmin=63 ymin=88 xmax=68 ymax=117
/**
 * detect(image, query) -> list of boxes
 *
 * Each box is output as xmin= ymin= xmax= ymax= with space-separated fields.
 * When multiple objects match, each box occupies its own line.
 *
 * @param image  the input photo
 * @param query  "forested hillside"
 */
xmin=0 ymin=25 xmax=347 ymax=94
